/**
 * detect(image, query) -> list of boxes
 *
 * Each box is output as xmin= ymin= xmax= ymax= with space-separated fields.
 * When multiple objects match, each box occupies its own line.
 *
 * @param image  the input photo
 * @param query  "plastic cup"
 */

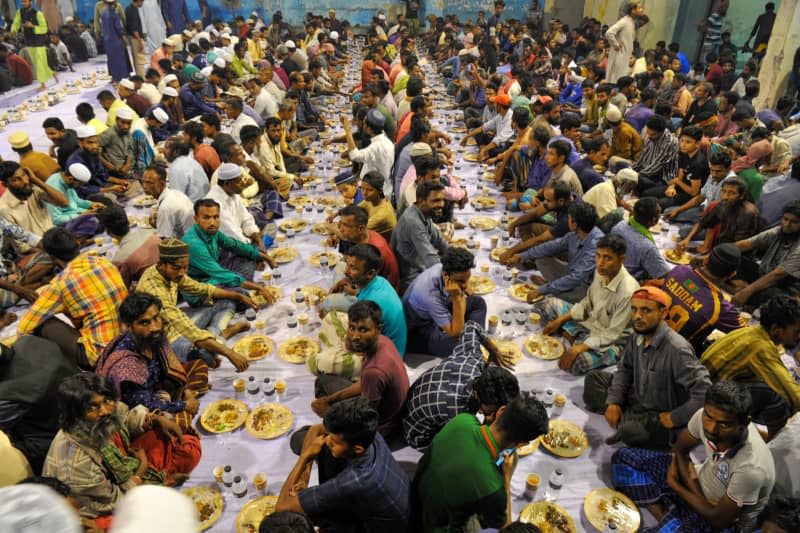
xmin=213 ymin=465 xmax=225 ymax=484
xmin=488 ymin=315 xmax=499 ymax=334
xmin=253 ymin=472 xmax=267 ymax=495
xmin=525 ymin=473 xmax=540 ymax=500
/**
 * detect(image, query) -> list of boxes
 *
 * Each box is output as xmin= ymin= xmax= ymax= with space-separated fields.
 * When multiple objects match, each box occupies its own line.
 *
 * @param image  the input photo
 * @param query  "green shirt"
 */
xmin=413 ymin=414 xmax=507 ymax=532
xmin=182 ymin=224 xmax=260 ymax=303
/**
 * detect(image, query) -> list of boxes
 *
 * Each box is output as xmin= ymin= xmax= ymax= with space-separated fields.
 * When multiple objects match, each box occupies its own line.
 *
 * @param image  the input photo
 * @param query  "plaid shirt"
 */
xmin=18 ymin=254 xmax=127 ymax=366
xmin=136 ymin=265 xmax=216 ymax=345
xmin=402 ymin=321 xmax=487 ymax=449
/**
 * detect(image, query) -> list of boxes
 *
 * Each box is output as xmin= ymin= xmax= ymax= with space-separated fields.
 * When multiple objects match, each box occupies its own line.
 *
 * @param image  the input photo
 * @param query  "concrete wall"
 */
xmin=582 ymin=0 xmax=681 ymax=51
xmin=755 ymin=0 xmax=799 ymax=108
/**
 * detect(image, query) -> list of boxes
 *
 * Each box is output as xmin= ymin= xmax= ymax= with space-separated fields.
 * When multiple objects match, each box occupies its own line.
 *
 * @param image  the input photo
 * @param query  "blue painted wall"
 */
xmin=69 ymin=0 xmax=541 ymax=29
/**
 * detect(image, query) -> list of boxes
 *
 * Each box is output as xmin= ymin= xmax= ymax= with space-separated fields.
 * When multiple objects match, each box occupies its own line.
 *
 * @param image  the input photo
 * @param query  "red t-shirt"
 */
xmin=8 ymin=54 xmax=33 ymax=86
xmin=361 ymin=335 xmax=409 ymax=437
xmin=367 ymin=230 xmax=400 ymax=290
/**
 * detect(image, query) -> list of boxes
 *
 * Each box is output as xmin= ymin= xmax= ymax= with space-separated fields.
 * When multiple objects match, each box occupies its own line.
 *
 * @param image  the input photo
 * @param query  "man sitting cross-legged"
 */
xmin=136 ymin=238 xmax=256 ymax=371
xmin=95 ymin=293 xmax=210 ymax=433
xmin=535 ymin=234 xmax=640 ymax=375
xmin=611 ymin=381 xmax=775 ymax=533
xmin=276 ymin=397 xmax=410 ymax=532
xmin=43 ymin=373 xmax=200 ymax=528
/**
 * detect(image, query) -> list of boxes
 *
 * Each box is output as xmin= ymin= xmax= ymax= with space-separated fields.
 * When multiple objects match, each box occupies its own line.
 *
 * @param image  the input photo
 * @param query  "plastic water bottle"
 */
xmin=501 ymin=211 xmax=509 ymax=229
xmin=545 ymin=468 xmax=564 ymax=502
xmin=232 ymin=475 xmax=247 ymax=498
xmin=603 ymin=522 xmax=619 ymax=533
xmin=262 ymin=234 xmax=274 ymax=249
xmin=247 ymin=376 xmax=260 ymax=405
xmin=222 ymin=465 xmax=234 ymax=487
xmin=543 ymin=388 xmax=555 ymax=409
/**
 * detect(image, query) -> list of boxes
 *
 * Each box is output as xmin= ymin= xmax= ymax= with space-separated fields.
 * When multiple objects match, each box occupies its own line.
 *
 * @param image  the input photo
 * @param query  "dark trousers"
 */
xmin=636 ymin=174 xmax=667 ymax=198
xmin=584 ymin=369 xmax=671 ymax=451
xmin=406 ymin=296 xmax=487 ymax=357
xmin=35 ymin=317 xmax=91 ymax=370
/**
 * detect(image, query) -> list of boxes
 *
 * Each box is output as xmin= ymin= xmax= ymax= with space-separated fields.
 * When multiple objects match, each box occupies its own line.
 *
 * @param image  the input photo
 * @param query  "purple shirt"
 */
xmin=625 ymin=104 xmax=655 ymax=133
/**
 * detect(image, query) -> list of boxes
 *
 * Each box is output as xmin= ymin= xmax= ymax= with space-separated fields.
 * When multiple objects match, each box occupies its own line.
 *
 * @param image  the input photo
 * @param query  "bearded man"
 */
xmin=43 ymin=373 xmax=199 ymax=527
xmin=95 ymin=292 xmax=210 ymax=432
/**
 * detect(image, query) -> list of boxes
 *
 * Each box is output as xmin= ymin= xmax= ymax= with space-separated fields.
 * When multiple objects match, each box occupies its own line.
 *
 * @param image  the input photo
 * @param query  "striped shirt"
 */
xmin=631 ymin=130 xmax=679 ymax=185
xmin=18 ymin=254 xmax=127 ymax=366
xmin=700 ymin=325 xmax=800 ymax=411
xmin=705 ymin=12 xmax=724 ymax=45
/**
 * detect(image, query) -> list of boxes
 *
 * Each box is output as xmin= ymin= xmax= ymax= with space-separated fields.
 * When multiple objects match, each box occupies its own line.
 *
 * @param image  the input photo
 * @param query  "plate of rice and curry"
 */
xmin=278 ymin=336 xmax=320 ymax=364
xmin=199 ymin=399 xmax=249 ymax=434
xmin=182 ymin=486 xmax=223 ymax=530
xmin=245 ymin=403 xmax=294 ymax=439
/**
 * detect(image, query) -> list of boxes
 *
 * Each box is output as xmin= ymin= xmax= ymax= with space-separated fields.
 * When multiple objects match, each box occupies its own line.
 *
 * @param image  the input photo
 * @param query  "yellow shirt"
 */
xmin=106 ymin=99 xmax=139 ymax=127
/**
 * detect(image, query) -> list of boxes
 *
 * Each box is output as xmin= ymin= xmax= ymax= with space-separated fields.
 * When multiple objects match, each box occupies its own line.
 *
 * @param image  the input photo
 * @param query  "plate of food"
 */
xmin=524 ymin=334 xmax=565 ymax=360
xmin=517 ymin=436 xmax=542 ymax=457
xmin=451 ymin=126 xmax=468 ymax=133
xmin=309 ymin=251 xmax=340 ymax=268
xmin=245 ymin=403 xmax=294 ymax=439
xmin=520 ymin=501 xmax=576 ymax=533
xmin=450 ymin=237 xmax=468 ymax=249
xmin=471 ymin=196 xmax=497 ymax=209
xmin=278 ymin=336 xmax=320 ymax=364
xmin=540 ymin=419 xmax=589 ymax=458
xmin=233 ymin=335 xmax=275 ymax=361
xmin=650 ymin=222 xmax=663 ymax=234
xmin=317 ymin=196 xmax=345 ymax=207
xmin=663 ymin=248 xmax=691 ymax=265
xmin=182 ymin=486 xmax=223 ymax=531
xmin=333 ymin=158 xmax=350 ymax=167
xmin=267 ymin=247 xmax=299 ymax=264
xmin=301 ymin=285 xmax=327 ymax=302
xmin=509 ymin=283 xmax=541 ymax=303
xmin=464 ymin=153 xmax=481 ymax=162
xmin=279 ymin=219 xmax=307 ymax=233
xmin=469 ymin=216 xmax=499 ymax=230
xmin=482 ymin=339 xmax=524 ymax=365
xmin=490 ymin=247 xmax=510 ymax=262
xmin=252 ymin=286 xmax=282 ymax=306
xmin=466 ymin=137 xmax=477 ymax=146
xmin=236 ymin=495 xmax=278 ymax=533
xmin=468 ymin=275 xmax=496 ymax=296
xmin=286 ymin=195 xmax=313 ymax=208
xmin=583 ymin=488 xmax=641 ymax=533
xmin=482 ymin=171 xmax=496 ymax=182
xmin=199 ymin=399 xmax=249 ymax=433
xmin=312 ymin=222 xmax=333 ymax=235
xmin=318 ymin=130 xmax=333 ymax=139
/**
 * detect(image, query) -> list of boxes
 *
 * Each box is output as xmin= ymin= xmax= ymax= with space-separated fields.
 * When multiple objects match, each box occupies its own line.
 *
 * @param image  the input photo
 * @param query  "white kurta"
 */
xmin=140 ymin=0 xmax=166 ymax=54
xmin=605 ymin=15 xmax=636 ymax=84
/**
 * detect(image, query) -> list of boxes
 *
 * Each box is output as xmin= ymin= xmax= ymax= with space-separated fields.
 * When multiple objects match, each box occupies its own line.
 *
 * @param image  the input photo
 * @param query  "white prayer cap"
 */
xmin=285 ymin=39 xmax=296 ymax=49
xmin=151 ymin=108 xmax=169 ymax=124
xmin=616 ymin=168 xmax=639 ymax=184
xmin=162 ymin=74 xmax=178 ymax=85
xmin=194 ymin=19 xmax=201 ymax=25
xmin=109 ymin=486 xmax=199 ymax=533
xmin=76 ymin=125 xmax=97 ymax=138
xmin=0 ymin=485 xmax=81 ymax=533
xmin=209 ymin=28 xmax=219 ymax=37
xmin=182 ymin=29 xmax=192 ymax=37
xmin=230 ymin=36 xmax=239 ymax=46
xmin=201 ymin=66 xmax=213 ymax=76
xmin=65 ymin=16 xmax=74 ymax=23
xmin=378 ymin=13 xmax=386 ymax=20
xmin=221 ymin=52 xmax=233 ymax=63
xmin=67 ymin=163 xmax=92 ymax=183
xmin=221 ymin=32 xmax=231 ymax=40
xmin=161 ymin=38 xmax=173 ymax=47
xmin=116 ymin=107 xmax=134 ymax=120
xmin=162 ymin=86 xmax=179 ymax=97
xmin=119 ymin=78 xmax=135 ymax=90
xmin=214 ymin=57 xmax=226 ymax=68
xmin=330 ymin=31 xmax=339 ymax=40
xmin=251 ymin=10 xmax=258 ymax=16
xmin=217 ymin=163 xmax=242 ymax=182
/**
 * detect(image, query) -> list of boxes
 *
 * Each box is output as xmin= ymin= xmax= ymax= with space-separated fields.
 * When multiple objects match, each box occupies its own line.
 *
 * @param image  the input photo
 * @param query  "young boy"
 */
xmin=659 ymin=126 xmax=709 ymax=210
xmin=49 ymin=32 xmax=73 ymax=72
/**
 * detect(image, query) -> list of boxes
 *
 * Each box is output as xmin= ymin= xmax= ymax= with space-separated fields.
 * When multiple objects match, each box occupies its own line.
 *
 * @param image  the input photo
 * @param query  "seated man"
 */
xmin=666 ymin=150 xmax=735 ymax=229
xmin=182 ymin=199 xmax=276 ymax=305
xmin=732 ymin=200 xmax=800 ymax=308
xmin=44 ymin=163 xmax=103 ymax=241
xmin=325 ymin=244 xmax=406 ymax=356
xmin=43 ymin=373 xmax=200 ymax=525
xmin=308 ymin=301 xmax=409 ymax=438
xmin=631 ymin=115 xmax=680 ymax=198
xmin=98 ymin=206 xmax=161 ymax=286
xmin=18 ymin=228 xmax=128 ymax=369
xmin=391 ymin=180 xmax=449 ymax=292
xmin=412 ymin=396 xmax=549 ymax=532
xmin=612 ymin=381 xmax=775 ymax=533
xmin=137 ymin=239 xmax=255 ymax=371
xmin=503 ymin=181 xmax=575 ymax=259
xmin=330 ymin=205 xmax=399 ymax=290
xmin=141 ymin=165 xmax=194 ymax=239
xmin=0 ymin=336 xmax=78 ymax=475
xmin=610 ymin=197 xmax=672 ymax=281
xmin=96 ymin=293 xmax=209 ymax=432
xmin=763 ymin=413 xmax=800 ymax=533
xmin=535 ymin=234 xmax=640 ymax=375
xmin=700 ymin=295 xmax=800 ymax=437
xmin=584 ymin=287 xmax=712 ymax=450
xmin=277 ymin=397 xmax=410 ymax=532
xmin=657 ymin=126 xmax=709 ymax=210
xmin=205 ymin=163 xmax=267 ymax=280
xmin=65 ymin=126 xmax=129 ymax=202
xmin=505 ymin=202 xmax=603 ymax=304
xmin=404 ymin=248 xmax=487 ymax=357
xmin=403 ymin=321 xmax=519 ymax=449
xmin=661 ymin=244 xmax=744 ymax=354
xmin=0 ymin=160 xmax=68 ymax=238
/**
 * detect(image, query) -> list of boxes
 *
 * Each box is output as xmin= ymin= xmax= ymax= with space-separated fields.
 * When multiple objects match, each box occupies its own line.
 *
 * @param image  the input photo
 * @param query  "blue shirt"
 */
xmin=522 ymin=226 xmax=603 ymax=295
xmin=359 ymin=275 xmax=407 ymax=356
xmin=559 ymin=82 xmax=583 ymax=107
xmin=403 ymin=263 xmax=451 ymax=330
xmin=677 ymin=51 xmax=691 ymax=74
xmin=611 ymin=220 xmax=671 ymax=281
xmin=65 ymin=149 xmax=109 ymax=197
xmin=45 ymin=172 xmax=92 ymax=225
xmin=298 ymin=432 xmax=409 ymax=533
xmin=167 ymin=155 xmax=210 ymax=202
xmin=571 ymin=157 xmax=605 ymax=193
xmin=625 ymin=103 xmax=655 ymax=133
xmin=548 ymin=136 xmax=581 ymax=165
xmin=179 ymin=83 xmax=217 ymax=119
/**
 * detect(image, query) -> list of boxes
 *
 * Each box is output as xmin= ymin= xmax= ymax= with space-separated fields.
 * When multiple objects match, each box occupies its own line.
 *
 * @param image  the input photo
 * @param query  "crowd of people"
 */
xmin=0 ymin=1 xmax=800 ymax=532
